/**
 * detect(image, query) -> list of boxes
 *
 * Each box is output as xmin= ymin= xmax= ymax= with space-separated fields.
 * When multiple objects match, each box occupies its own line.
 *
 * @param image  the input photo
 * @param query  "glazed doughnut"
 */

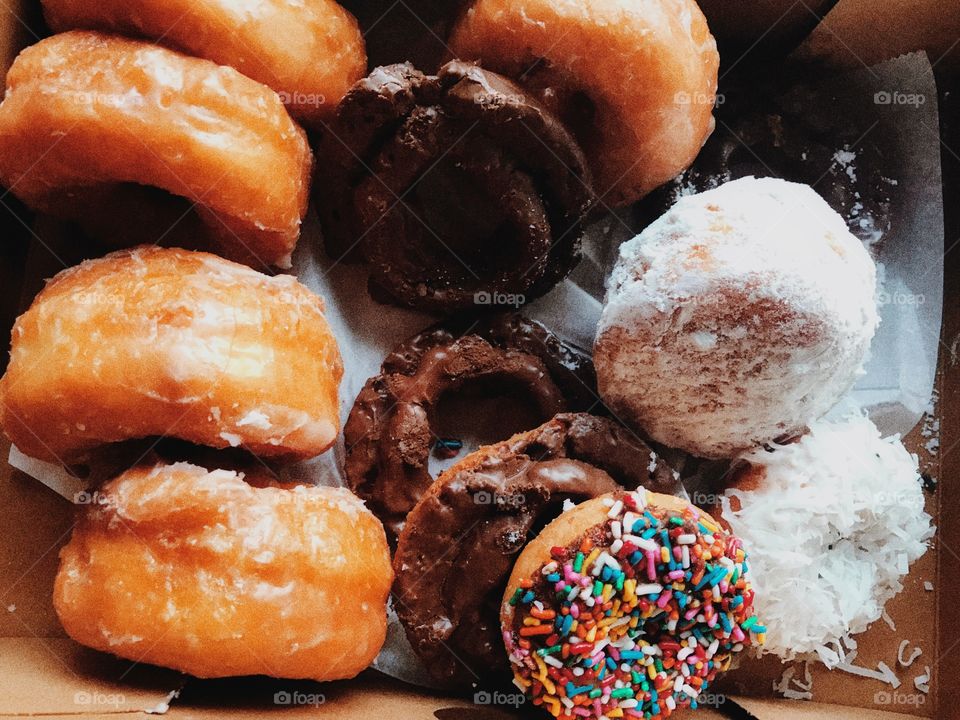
xmin=0 ymin=246 xmax=343 ymax=463
xmin=392 ymin=413 xmax=683 ymax=687
xmin=55 ymin=462 xmax=392 ymax=680
xmin=41 ymin=0 xmax=366 ymax=124
xmin=316 ymin=60 xmax=592 ymax=311
xmin=345 ymin=314 xmax=598 ymax=544
xmin=0 ymin=31 xmax=312 ymax=268
xmin=448 ymin=0 xmax=720 ymax=206
xmin=595 ymin=177 xmax=879 ymax=459
xmin=503 ymin=490 xmax=761 ymax=718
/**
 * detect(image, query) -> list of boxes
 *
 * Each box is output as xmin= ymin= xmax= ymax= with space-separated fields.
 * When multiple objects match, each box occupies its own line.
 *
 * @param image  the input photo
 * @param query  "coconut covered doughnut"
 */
xmin=392 ymin=413 xmax=683 ymax=688
xmin=0 ymin=32 xmax=312 ymax=268
xmin=345 ymin=314 xmax=598 ymax=544
xmin=41 ymin=0 xmax=366 ymax=124
xmin=503 ymin=490 xmax=761 ymax=719
xmin=0 ymin=246 xmax=343 ymax=463
xmin=316 ymin=60 xmax=592 ymax=311
xmin=55 ymin=462 xmax=392 ymax=680
xmin=718 ymin=416 xmax=933 ymax=665
xmin=448 ymin=0 xmax=719 ymax=206
xmin=595 ymin=177 xmax=879 ymax=459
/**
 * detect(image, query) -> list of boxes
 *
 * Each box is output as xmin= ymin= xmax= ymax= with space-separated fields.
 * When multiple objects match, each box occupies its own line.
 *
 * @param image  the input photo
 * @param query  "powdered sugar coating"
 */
xmin=595 ymin=177 xmax=879 ymax=458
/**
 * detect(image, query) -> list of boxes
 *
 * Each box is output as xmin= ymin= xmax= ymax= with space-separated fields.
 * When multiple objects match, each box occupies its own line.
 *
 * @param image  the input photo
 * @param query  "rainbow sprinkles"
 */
xmin=503 ymin=490 xmax=763 ymax=719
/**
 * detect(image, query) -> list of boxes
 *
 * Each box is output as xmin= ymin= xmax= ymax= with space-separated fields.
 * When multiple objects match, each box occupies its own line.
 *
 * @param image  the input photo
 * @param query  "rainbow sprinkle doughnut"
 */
xmin=501 ymin=490 xmax=763 ymax=719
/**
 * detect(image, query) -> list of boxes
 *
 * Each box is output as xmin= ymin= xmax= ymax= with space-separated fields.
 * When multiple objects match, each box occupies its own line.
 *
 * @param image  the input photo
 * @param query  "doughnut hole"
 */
xmin=409 ymin=155 xmax=532 ymax=285
xmin=429 ymin=374 xmax=556 ymax=474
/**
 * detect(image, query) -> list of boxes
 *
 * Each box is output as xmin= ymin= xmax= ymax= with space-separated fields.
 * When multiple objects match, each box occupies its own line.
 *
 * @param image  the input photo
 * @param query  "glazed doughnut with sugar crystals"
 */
xmin=54 ymin=462 xmax=392 ymax=680
xmin=41 ymin=0 xmax=367 ymax=124
xmin=502 ymin=490 xmax=761 ymax=718
xmin=595 ymin=177 xmax=879 ymax=459
xmin=0 ymin=246 xmax=342 ymax=463
xmin=449 ymin=0 xmax=719 ymax=206
xmin=0 ymin=31 xmax=312 ymax=268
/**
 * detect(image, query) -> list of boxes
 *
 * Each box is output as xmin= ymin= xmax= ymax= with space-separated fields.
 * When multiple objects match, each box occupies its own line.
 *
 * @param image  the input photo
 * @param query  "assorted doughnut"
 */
xmin=0 ymin=246 xmax=343 ymax=463
xmin=317 ymin=60 xmax=593 ymax=311
xmin=345 ymin=314 xmax=598 ymax=543
xmin=449 ymin=0 xmax=720 ymax=206
xmin=41 ymin=0 xmax=365 ymax=125
xmin=0 ymin=0 xmax=933 ymax=716
xmin=595 ymin=176 xmax=879 ymax=459
xmin=503 ymin=490 xmax=761 ymax=718
xmin=392 ymin=413 xmax=684 ymax=687
xmin=55 ymin=461 xmax=392 ymax=681
xmin=0 ymin=32 xmax=313 ymax=268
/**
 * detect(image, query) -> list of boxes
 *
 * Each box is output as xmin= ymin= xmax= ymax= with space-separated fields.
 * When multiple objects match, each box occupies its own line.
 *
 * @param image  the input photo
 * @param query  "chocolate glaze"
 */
xmin=315 ymin=60 xmax=593 ymax=312
xmin=392 ymin=412 xmax=683 ymax=689
xmin=344 ymin=314 xmax=598 ymax=546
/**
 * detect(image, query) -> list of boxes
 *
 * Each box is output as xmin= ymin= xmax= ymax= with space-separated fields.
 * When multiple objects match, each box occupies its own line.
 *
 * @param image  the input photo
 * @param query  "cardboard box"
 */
xmin=0 ymin=0 xmax=956 ymax=717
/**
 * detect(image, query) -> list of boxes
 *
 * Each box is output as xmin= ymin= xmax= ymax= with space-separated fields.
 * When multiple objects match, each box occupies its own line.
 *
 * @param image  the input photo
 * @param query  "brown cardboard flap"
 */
xmin=797 ymin=0 xmax=960 ymax=76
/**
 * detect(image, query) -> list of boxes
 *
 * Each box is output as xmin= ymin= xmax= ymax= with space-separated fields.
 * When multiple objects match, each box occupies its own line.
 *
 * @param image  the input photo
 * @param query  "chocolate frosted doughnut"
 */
xmin=316 ymin=60 xmax=593 ymax=312
xmin=392 ymin=412 xmax=684 ymax=688
xmin=345 ymin=314 xmax=597 ymax=544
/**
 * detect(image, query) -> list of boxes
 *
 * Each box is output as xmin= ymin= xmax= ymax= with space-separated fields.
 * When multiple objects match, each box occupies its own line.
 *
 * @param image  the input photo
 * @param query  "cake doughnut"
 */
xmin=316 ymin=60 xmax=592 ymax=311
xmin=345 ymin=315 xmax=598 ymax=544
xmin=0 ymin=31 xmax=312 ymax=268
xmin=503 ymin=490 xmax=761 ymax=718
xmin=392 ymin=413 xmax=684 ymax=687
xmin=54 ymin=462 xmax=392 ymax=680
xmin=41 ymin=0 xmax=366 ymax=125
xmin=595 ymin=177 xmax=879 ymax=459
xmin=0 ymin=246 xmax=342 ymax=463
xmin=448 ymin=0 xmax=719 ymax=206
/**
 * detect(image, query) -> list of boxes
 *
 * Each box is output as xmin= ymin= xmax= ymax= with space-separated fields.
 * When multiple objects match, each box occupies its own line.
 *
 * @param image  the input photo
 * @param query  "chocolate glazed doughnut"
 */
xmin=315 ymin=60 xmax=593 ymax=312
xmin=345 ymin=314 xmax=597 ymax=545
xmin=392 ymin=413 xmax=683 ymax=689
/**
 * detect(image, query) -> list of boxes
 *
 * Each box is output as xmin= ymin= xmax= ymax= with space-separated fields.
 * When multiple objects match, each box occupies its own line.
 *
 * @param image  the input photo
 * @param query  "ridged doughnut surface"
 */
xmin=55 ymin=462 xmax=392 ymax=680
xmin=0 ymin=31 xmax=312 ymax=268
xmin=449 ymin=0 xmax=719 ymax=206
xmin=42 ymin=0 xmax=367 ymax=124
xmin=0 ymin=246 xmax=342 ymax=463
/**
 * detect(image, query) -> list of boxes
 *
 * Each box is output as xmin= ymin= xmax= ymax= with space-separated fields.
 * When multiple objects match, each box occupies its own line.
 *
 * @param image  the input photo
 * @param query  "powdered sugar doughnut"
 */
xmin=595 ymin=177 xmax=879 ymax=459
xmin=719 ymin=416 xmax=933 ymax=664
